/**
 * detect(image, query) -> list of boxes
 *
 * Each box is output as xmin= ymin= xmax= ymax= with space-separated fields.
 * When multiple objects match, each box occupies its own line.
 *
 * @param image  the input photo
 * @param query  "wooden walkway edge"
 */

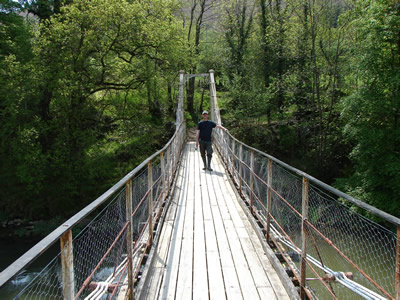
xmin=136 ymin=141 xmax=296 ymax=299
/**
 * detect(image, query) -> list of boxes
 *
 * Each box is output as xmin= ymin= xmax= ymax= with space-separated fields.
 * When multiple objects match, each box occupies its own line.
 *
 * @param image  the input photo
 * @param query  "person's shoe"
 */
xmin=203 ymin=167 xmax=207 ymax=170
xmin=207 ymin=167 xmax=213 ymax=171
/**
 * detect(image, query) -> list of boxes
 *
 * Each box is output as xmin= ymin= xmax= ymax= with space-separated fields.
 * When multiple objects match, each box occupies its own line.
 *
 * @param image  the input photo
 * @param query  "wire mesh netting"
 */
xmin=15 ymin=188 xmax=129 ymax=299
xmin=7 ymin=121 xmax=186 ymax=300
xmin=131 ymin=168 xmax=151 ymax=250
xmin=15 ymin=257 xmax=64 ymax=299
xmin=213 ymin=130 xmax=399 ymax=300
xmin=73 ymin=190 xmax=128 ymax=299
xmin=1 ymin=72 xmax=187 ymax=299
xmin=305 ymin=184 xmax=397 ymax=299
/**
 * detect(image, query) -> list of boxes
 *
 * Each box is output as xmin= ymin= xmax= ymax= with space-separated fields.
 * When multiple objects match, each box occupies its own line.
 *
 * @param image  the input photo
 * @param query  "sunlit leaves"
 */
xmin=340 ymin=0 xmax=400 ymax=217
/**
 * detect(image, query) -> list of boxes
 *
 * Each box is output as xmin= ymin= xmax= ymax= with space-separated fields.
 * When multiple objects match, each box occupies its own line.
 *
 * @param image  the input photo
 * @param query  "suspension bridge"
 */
xmin=1 ymin=70 xmax=400 ymax=300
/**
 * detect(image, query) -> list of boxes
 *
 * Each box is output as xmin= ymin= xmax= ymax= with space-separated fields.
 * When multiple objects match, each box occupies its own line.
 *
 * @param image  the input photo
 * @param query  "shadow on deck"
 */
xmin=135 ymin=141 xmax=294 ymax=300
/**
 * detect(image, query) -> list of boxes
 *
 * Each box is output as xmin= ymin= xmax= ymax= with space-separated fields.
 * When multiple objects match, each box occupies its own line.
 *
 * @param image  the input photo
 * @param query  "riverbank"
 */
xmin=0 ymin=217 xmax=65 ymax=242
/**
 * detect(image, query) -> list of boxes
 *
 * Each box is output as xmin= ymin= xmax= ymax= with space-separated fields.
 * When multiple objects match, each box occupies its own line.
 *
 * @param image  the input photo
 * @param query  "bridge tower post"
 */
xmin=396 ymin=226 xmax=400 ymax=300
xmin=250 ymin=150 xmax=254 ymax=214
xmin=176 ymin=71 xmax=185 ymax=127
xmin=266 ymin=159 xmax=272 ymax=243
xmin=161 ymin=151 xmax=165 ymax=200
xmin=125 ymin=179 xmax=134 ymax=299
xmin=231 ymin=139 xmax=235 ymax=176
xmin=60 ymin=230 xmax=75 ymax=300
xmin=148 ymin=160 xmax=154 ymax=244
xmin=239 ymin=144 xmax=243 ymax=194
xmin=300 ymin=177 xmax=309 ymax=299
xmin=209 ymin=70 xmax=216 ymax=123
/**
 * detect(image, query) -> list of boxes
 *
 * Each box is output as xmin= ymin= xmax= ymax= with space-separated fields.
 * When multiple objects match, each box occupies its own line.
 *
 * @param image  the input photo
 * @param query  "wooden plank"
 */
xmin=213 ymin=167 xmax=272 ymax=290
xmin=204 ymin=220 xmax=226 ymax=300
xmin=239 ymin=236 xmax=273 ymax=287
xmin=144 ymin=220 xmax=174 ymax=299
xmin=205 ymin=165 xmax=243 ymax=299
xmin=139 ymin=143 xmax=291 ymax=300
xmin=192 ymin=143 xmax=209 ymax=300
xmin=207 ymin=158 xmax=260 ymax=299
xmin=223 ymin=219 xmax=260 ymax=300
xmin=225 ymin=177 xmax=289 ymax=299
xmin=245 ymin=227 xmax=291 ymax=300
xmin=142 ymin=173 xmax=183 ymax=300
xmin=199 ymin=151 xmax=226 ymax=300
xmin=175 ymin=143 xmax=195 ymax=300
xmin=199 ymin=151 xmax=213 ymax=222
xmin=142 ymin=179 xmax=182 ymax=299
xmin=213 ymin=154 xmax=292 ymax=300
xmin=215 ymin=152 xmax=291 ymax=300
xmin=257 ymin=287 xmax=278 ymax=299
xmin=159 ymin=146 xmax=191 ymax=300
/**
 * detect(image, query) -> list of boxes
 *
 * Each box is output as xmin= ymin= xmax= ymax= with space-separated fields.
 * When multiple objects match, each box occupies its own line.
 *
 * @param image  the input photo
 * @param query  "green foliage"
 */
xmin=339 ymin=0 xmax=400 ymax=218
xmin=0 ymin=0 xmax=33 ymax=62
xmin=0 ymin=0 xmax=188 ymax=224
xmin=222 ymin=0 xmax=254 ymax=78
xmin=1 ymin=0 xmax=400 ymax=228
xmin=218 ymin=0 xmax=351 ymax=183
xmin=31 ymin=217 xmax=65 ymax=236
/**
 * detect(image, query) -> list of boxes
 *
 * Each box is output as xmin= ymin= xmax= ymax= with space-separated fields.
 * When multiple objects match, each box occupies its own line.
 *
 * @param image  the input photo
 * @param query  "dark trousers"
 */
xmin=199 ymin=141 xmax=213 ymax=168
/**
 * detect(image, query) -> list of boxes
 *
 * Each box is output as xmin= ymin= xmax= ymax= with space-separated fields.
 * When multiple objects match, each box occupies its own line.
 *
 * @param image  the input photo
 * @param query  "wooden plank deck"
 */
xmin=139 ymin=141 xmax=291 ymax=300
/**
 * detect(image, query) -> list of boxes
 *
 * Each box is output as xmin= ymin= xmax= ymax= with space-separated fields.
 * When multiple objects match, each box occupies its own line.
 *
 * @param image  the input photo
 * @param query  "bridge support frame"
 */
xmin=161 ymin=152 xmax=165 ymax=201
xmin=231 ymin=139 xmax=235 ymax=176
xmin=266 ymin=159 xmax=272 ymax=243
xmin=300 ymin=177 xmax=309 ymax=300
xmin=239 ymin=144 xmax=243 ymax=194
xmin=148 ymin=160 xmax=154 ymax=244
xmin=60 ymin=230 xmax=75 ymax=300
xmin=250 ymin=150 xmax=254 ymax=214
xmin=125 ymin=179 xmax=134 ymax=299
xmin=396 ymin=226 xmax=400 ymax=300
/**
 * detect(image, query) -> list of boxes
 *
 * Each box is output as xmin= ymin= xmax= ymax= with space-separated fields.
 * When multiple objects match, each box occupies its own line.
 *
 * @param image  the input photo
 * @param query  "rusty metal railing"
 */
xmin=0 ymin=72 xmax=187 ymax=299
xmin=209 ymin=74 xmax=400 ymax=300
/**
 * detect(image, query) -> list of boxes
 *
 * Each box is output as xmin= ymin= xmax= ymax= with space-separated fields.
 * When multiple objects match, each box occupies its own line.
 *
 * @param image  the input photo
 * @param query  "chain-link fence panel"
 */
xmin=15 ymin=188 xmax=128 ymax=299
xmin=1 ymin=72 xmax=187 ymax=299
xmin=212 ymin=127 xmax=400 ymax=300
xmin=305 ymin=183 xmax=397 ymax=299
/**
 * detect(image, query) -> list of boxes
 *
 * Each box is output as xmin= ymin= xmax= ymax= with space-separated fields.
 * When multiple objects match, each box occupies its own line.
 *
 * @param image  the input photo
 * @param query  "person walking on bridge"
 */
xmin=196 ymin=110 xmax=227 ymax=171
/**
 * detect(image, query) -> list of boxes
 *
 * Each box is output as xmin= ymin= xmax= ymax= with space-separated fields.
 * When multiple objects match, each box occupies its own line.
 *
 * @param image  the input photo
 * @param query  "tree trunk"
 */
xmin=187 ymin=76 xmax=195 ymax=114
xmin=259 ymin=0 xmax=269 ymax=88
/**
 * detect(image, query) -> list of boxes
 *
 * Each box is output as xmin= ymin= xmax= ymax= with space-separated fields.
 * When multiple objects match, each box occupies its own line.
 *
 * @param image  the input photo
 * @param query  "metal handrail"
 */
xmin=214 ymin=131 xmax=399 ymax=299
xmin=0 ymin=120 xmax=186 ymax=289
xmin=208 ymin=71 xmax=400 ymax=299
xmin=221 ymin=131 xmax=400 ymax=227
xmin=0 ymin=71 xmax=187 ymax=297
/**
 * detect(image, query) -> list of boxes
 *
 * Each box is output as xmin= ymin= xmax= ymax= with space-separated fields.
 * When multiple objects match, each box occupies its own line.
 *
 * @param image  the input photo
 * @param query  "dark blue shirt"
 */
xmin=197 ymin=120 xmax=216 ymax=142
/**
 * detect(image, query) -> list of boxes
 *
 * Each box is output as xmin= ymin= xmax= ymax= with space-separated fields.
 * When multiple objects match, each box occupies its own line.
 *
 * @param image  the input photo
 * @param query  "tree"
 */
xmin=0 ymin=0 xmax=187 ymax=219
xmin=22 ymin=0 xmax=73 ymax=21
xmin=258 ymin=0 xmax=291 ymax=122
xmin=223 ymin=0 xmax=255 ymax=79
xmin=0 ymin=0 xmax=32 ymax=62
xmin=182 ymin=0 xmax=216 ymax=116
xmin=340 ymin=0 xmax=400 ymax=217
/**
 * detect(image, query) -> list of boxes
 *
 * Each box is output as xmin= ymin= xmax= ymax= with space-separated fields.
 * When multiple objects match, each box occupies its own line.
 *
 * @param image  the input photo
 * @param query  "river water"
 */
xmin=0 ymin=238 xmax=59 ymax=299
xmin=0 ymin=233 xmax=395 ymax=299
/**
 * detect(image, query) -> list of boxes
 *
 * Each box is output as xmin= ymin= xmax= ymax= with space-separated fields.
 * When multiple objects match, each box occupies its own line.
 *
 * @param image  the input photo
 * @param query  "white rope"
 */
xmin=84 ymin=243 xmax=144 ymax=300
xmin=268 ymin=223 xmax=387 ymax=300
xmin=84 ymin=257 xmax=127 ymax=300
